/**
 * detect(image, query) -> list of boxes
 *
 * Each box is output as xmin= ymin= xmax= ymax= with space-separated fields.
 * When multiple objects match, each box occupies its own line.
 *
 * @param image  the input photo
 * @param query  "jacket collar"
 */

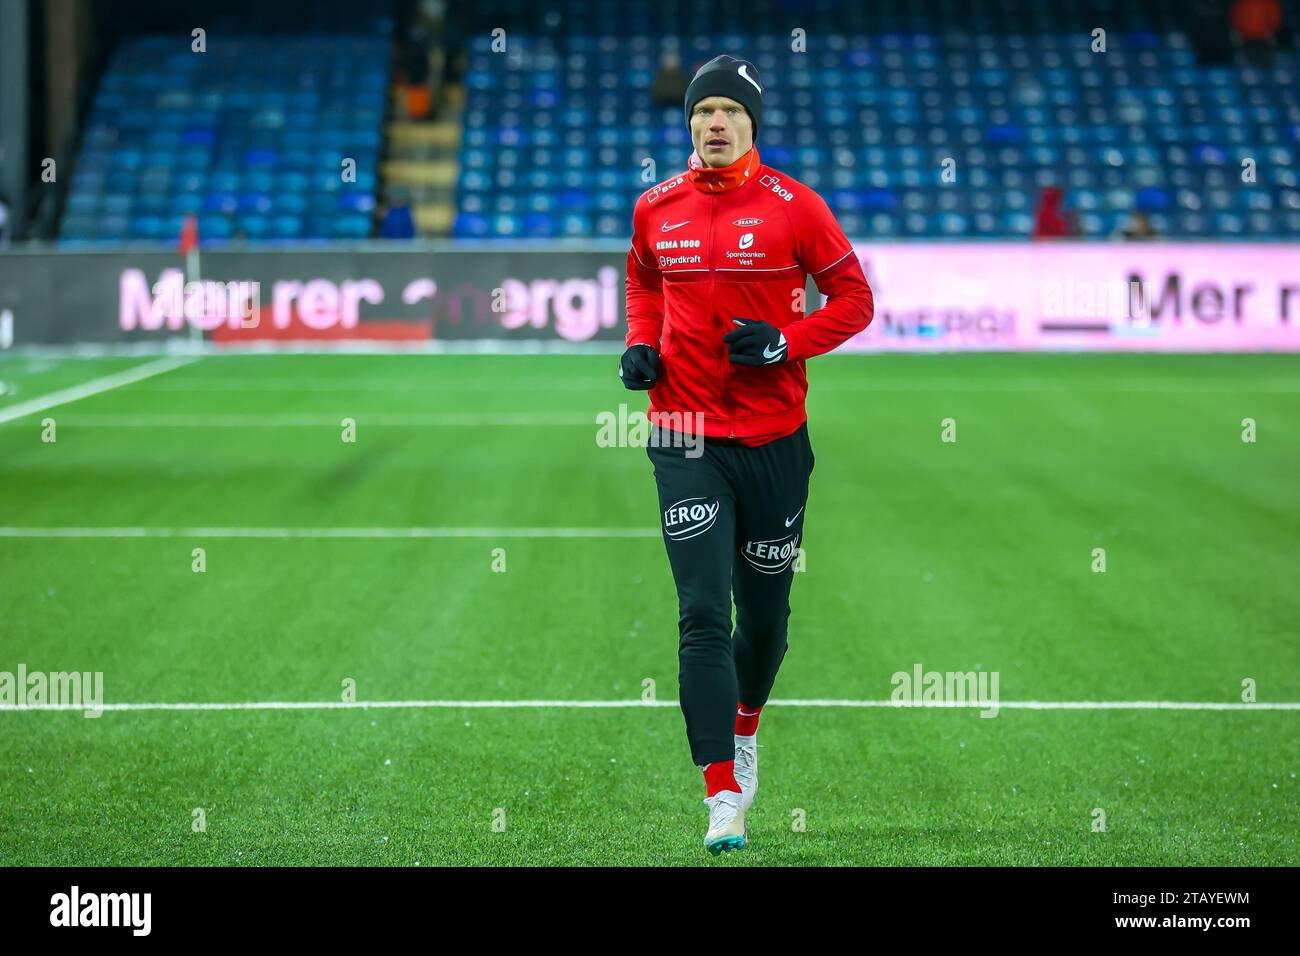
xmin=687 ymin=145 xmax=760 ymax=194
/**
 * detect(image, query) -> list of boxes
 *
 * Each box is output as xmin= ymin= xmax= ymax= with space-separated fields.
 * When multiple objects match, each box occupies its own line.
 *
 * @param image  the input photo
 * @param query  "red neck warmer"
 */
xmin=687 ymin=145 xmax=761 ymax=193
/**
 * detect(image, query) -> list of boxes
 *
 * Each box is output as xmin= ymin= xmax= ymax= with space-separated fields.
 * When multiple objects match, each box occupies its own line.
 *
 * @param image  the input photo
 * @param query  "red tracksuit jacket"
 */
xmin=625 ymin=145 xmax=875 ymax=445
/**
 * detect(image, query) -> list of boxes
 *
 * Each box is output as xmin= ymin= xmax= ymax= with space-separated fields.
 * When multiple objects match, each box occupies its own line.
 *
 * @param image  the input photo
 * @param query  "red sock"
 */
xmin=735 ymin=702 xmax=762 ymax=737
xmin=702 ymin=760 xmax=740 ymax=797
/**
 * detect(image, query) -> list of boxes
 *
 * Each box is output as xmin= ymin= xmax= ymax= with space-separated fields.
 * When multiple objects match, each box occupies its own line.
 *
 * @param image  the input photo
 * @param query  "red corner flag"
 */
xmin=178 ymin=213 xmax=199 ymax=255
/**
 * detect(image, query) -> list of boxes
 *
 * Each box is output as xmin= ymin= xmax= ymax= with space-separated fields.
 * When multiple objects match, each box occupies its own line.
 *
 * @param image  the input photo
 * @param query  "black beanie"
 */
xmin=683 ymin=55 xmax=763 ymax=140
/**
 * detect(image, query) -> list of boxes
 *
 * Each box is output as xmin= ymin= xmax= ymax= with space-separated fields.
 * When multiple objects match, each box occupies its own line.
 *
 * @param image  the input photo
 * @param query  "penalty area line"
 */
xmin=0 ymin=356 xmax=200 ymax=425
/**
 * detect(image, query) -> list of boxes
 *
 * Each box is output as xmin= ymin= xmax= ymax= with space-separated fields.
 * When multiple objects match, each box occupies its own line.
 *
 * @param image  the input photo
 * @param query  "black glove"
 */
xmin=618 ymin=343 xmax=661 ymax=390
xmin=724 ymin=317 xmax=788 ymax=366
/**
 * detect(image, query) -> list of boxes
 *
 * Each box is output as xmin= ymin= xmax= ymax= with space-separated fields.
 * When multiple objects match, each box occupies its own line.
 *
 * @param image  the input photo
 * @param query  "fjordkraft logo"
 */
xmin=647 ymin=176 xmax=685 ymax=204
xmin=742 ymin=532 xmax=801 ymax=573
xmin=663 ymin=497 xmax=721 ymax=541
xmin=732 ymin=218 xmax=764 ymax=227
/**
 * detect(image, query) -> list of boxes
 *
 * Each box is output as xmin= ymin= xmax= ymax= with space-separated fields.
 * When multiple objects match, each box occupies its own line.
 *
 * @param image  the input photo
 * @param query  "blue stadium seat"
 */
xmin=59 ymin=32 xmax=390 ymax=243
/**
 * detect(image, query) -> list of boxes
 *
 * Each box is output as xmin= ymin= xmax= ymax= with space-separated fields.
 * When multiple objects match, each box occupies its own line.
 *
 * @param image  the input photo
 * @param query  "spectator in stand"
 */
xmin=1231 ymin=0 xmax=1283 ymax=66
xmin=1113 ymin=211 xmax=1160 ymax=241
xmin=401 ymin=35 xmax=433 ymax=120
xmin=380 ymin=193 xmax=416 ymax=239
xmin=0 ymin=192 xmax=10 ymax=248
xmin=652 ymin=51 xmax=690 ymax=109
xmin=399 ymin=0 xmax=447 ymax=121
xmin=1031 ymin=185 xmax=1076 ymax=239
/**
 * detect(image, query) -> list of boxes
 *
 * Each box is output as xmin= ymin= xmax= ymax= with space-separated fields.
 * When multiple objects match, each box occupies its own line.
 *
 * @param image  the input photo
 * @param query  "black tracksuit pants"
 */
xmin=646 ymin=422 xmax=815 ymax=766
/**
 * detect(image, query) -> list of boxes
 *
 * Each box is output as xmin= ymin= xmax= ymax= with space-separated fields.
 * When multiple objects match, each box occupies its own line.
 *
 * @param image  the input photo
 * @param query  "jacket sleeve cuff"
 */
xmin=782 ymin=322 xmax=809 ymax=362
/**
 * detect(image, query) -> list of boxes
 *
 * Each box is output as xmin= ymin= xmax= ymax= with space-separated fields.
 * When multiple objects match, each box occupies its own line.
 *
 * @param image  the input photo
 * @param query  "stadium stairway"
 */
xmin=381 ymin=83 xmax=464 ymax=237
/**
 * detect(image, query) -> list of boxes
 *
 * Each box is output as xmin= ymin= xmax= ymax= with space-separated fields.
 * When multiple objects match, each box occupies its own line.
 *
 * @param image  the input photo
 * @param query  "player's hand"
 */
xmin=724 ymin=317 xmax=787 ymax=366
xmin=619 ymin=343 xmax=661 ymax=390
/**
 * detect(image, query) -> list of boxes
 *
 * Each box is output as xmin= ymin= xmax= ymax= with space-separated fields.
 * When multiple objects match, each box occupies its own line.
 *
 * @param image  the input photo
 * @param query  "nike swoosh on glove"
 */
xmin=618 ymin=343 xmax=661 ymax=390
xmin=724 ymin=317 xmax=788 ymax=365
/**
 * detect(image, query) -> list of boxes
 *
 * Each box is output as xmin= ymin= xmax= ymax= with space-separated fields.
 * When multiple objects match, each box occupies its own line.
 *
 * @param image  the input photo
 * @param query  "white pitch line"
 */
xmin=134 ymin=377 xmax=1300 ymax=396
xmin=0 ymin=356 xmax=200 ymax=425
xmin=0 ymin=526 xmax=661 ymax=539
xmin=136 ymin=377 xmax=1300 ymax=395
xmin=47 ymin=412 xmax=594 ymax=427
xmin=1 ymin=699 xmax=1296 ymax=714
xmin=814 ymin=381 xmax=1300 ymax=394
xmin=780 ymin=699 xmax=1300 ymax=711
xmin=144 ymin=379 xmax=605 ymax=392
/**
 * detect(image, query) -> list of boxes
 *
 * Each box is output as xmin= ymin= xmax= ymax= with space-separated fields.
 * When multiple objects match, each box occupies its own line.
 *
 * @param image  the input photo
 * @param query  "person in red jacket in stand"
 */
xmin=1031 ymin=185 xmax=1075 ymax=240
xmin=619 ymin=54 xmax=875 ymax=854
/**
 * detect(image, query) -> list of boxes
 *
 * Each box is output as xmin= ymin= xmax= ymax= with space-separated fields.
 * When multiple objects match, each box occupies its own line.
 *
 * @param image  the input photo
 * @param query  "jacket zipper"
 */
xmin=708 ymin=194 xmax=734 ymax=438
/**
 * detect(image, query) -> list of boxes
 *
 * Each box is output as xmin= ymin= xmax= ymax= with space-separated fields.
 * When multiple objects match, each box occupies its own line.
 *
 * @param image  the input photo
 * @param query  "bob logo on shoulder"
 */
xmin=647 ymin=176 xmax=685 ymax=204
xmin=758 ymin=174 xmax=794 ymax=202
xmin=663 ymin=497 xmax=720 ymax=540
xmin=50 ymin=886 xmax=151 ymax=936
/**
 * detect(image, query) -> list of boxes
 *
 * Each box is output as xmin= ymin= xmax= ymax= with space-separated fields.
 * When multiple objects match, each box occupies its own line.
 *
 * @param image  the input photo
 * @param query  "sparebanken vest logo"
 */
xmin=663 ymin=497 xmax=720 ymax=540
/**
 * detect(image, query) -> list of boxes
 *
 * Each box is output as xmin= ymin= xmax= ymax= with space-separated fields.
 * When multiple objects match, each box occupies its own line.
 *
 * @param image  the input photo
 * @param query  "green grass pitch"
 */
xmin=0 ymin=351 xmax=1296 ymax=866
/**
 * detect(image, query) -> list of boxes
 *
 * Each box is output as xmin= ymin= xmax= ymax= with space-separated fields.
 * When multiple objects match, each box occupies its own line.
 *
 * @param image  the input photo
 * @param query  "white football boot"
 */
xmin=734 ymin=735 xmax=758 ymax=811
xmin=703 ymin=788 xmax=747 ymax=855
